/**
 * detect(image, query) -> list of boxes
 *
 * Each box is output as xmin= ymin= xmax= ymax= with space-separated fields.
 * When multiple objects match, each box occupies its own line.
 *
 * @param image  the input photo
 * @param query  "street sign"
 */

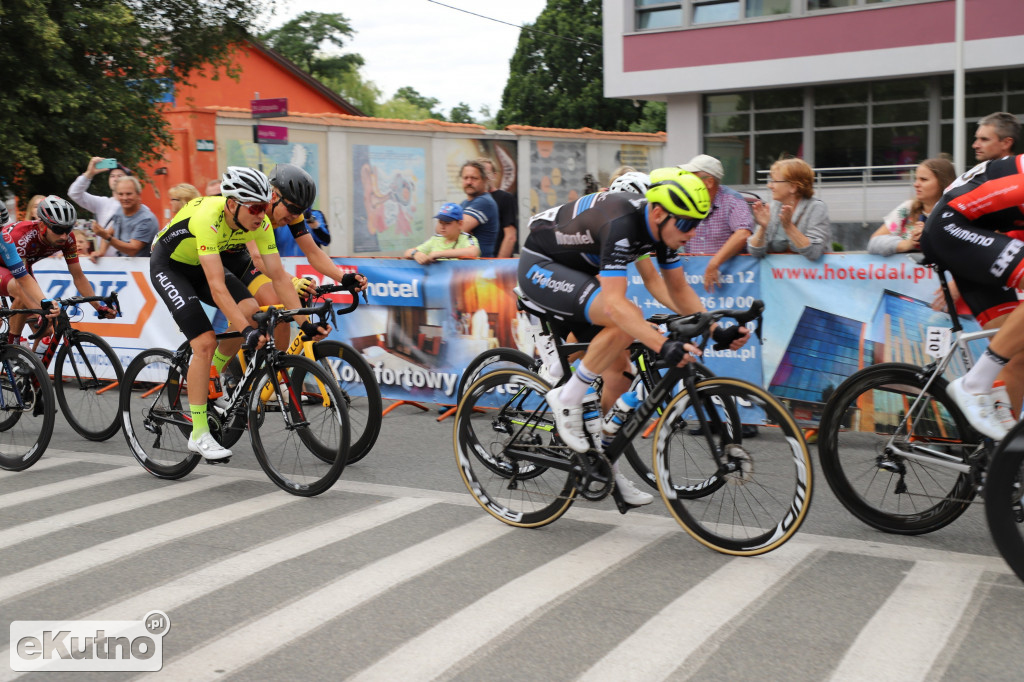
xmin=196 ymin=139 xmax=215 ymax=152
xmin=251 ymin=98 xmax=288 ymax=118
xmin=254 ymin=124 xmax=288 ymax=145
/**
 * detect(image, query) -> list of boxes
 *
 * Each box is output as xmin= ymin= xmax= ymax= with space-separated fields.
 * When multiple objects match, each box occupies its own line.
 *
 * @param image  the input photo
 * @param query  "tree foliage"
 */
xmin=260 ymin=12 xmax=363 ymax=83
xmin=0 ymin=0 xmax=270 ymax=200
xmin=497 ymin=0 xmax=660 ymax=132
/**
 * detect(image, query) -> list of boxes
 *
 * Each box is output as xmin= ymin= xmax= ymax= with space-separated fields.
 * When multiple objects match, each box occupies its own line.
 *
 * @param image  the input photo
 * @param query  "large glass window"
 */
xmin=636 ymin=0 xmax=937 ymax=31
xmin=703 ymin=91 xmax=803 ymax=185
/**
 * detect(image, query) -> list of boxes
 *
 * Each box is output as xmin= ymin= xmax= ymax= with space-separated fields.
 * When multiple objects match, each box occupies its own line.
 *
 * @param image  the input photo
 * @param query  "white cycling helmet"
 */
xmin=221 ymin=167 xmax=272 ymax=204
xmin=37 ymin=195 xmax=78 ymax=233
xmin=608 ymin=171 xmax=651 ymax=195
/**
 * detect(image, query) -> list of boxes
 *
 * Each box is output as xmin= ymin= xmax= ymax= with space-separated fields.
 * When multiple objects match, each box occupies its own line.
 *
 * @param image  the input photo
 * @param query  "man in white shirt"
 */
xmin=67 ymin=156 xmax=131 ymax=229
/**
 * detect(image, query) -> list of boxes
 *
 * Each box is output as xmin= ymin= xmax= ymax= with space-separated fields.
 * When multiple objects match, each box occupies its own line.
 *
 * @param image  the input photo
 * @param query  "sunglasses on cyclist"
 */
xmin=241 ymin=202 xmax=269 ymax=215
xmin=276 ymin=197 xmax=304 ymax=216
xmin=673 ymin=217 xmax=700 ymax=233
xmin=46 ymin=223 xmax=73 ymax=235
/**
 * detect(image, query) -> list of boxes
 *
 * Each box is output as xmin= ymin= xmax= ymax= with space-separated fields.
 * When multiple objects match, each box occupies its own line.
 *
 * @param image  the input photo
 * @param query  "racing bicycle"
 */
xmin=0 ymin=304 xmax=57 ymax=471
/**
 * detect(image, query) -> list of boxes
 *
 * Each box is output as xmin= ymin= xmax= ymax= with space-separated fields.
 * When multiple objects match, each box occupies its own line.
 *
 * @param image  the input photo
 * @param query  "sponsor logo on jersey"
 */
xmin=614 ymin=238 xmax=630 ymax=248
xmin=526 ymin=263 xmax=576 ymax=294
xmin=943 ymin=224 xmax=995 ymax=247
xmin=991 ymin=240 xmax=1023 ymax=278
xmin=554 ymin=231 xmax=594 ymax=246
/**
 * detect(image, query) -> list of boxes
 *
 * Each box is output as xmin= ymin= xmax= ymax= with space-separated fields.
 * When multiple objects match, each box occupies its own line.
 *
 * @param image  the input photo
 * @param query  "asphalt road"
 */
xmin=1 ymin=404 xmax=1022 ymax=681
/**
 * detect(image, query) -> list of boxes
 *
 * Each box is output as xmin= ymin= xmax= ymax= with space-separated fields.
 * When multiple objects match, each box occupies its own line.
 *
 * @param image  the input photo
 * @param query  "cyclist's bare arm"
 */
xmin=66 ymin=260 xmax=109 ymax=315
xmin=594 ymin=275 xmax=672 ymax=355
xmin=295 ymin=231 xmax=349 ymax=283
xmin=636 ymin=258 xmax=690 ymax=314
xmin=199 ymin=253 xmax=252 ymax=332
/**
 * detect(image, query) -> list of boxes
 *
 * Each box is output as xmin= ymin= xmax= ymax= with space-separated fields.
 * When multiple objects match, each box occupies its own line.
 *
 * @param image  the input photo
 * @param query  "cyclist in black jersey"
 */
xmin=519 ymin=167 xmax=751 ymax=504
xmin=921 ymin=153 xmax=1024 ymax=440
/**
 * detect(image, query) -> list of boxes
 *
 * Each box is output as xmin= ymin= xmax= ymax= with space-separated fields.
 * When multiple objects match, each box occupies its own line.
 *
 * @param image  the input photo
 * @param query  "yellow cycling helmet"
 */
xmin=645 ymin=168 xmax=710 ymax=220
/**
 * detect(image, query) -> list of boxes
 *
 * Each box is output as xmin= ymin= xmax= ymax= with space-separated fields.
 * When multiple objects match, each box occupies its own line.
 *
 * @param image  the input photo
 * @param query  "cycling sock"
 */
xmin=212 ymin=349 xmax=232 ymax=374
xmin=190 ymin=403 xmax=210 ymax=438
xmin=962 ymin=347 xmax=1010 ymax=394
xmin=559 ymin=360 xmax=598 ymax=404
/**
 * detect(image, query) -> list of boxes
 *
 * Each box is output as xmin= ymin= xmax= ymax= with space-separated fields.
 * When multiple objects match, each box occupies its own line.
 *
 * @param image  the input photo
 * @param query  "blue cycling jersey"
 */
xmin=0 ymin=233 xmax=28 ymax=279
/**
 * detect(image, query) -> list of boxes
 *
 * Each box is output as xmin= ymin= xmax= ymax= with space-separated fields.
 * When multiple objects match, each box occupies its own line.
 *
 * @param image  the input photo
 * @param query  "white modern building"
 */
xmin=603 ymin=0 xmax=1024 ymax=239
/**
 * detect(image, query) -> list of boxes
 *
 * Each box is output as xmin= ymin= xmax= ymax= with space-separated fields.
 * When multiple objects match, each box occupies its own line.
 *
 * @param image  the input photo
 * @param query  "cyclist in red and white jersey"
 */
xmin=921 ymin=153 xmax=1024 ymax=439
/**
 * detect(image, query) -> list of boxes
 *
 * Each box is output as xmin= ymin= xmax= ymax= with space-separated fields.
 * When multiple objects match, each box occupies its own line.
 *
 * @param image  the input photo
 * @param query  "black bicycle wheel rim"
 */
xmin=0 ymin=345 xmax=55 ymax=471
xmin=54 ymin=332 xmax=124 ymax=441
xmin=312 ymin=340 xmax=382 ymax=464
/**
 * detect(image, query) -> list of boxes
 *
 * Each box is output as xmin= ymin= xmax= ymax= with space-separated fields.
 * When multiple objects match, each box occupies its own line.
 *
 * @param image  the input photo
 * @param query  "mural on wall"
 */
xmin=529 ymin=140 xmax=586 ymax=215
xmin=352 ymin=144 xmax=427 ymax=254
xmin=594 ymin=144 xmax=655 ymax=187
xmin=443 ymin=139 xmax=518 ymax=203
xmin=223 ymin=140 xmax=321 ymax=208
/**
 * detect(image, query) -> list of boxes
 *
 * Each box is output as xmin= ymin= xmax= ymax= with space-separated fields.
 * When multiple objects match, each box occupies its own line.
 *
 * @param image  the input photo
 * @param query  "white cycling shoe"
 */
xmin=613 ymin=466 xmax=653 ymax=506
xmin=947 ymin=377 xmax=1013 ymax=441
xmin=188 ymin=432 xmax=232 ymax=462
xmin=546 ymin=385 xmax=589 ymax=453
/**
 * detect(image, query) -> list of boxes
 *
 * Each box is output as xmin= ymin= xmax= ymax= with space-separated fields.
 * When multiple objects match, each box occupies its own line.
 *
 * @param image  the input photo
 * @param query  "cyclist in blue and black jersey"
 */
xmin=518 ymin=167 xmax=751 ymax=505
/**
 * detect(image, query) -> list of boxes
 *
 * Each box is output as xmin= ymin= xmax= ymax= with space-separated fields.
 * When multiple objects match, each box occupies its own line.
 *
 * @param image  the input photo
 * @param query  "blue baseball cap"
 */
xmin=434 ymin=202 xmax=463 ymax=222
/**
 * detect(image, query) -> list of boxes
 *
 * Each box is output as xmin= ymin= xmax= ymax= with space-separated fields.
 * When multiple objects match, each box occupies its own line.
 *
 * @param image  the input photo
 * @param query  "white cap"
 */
xmin=679 ymin=154 xmax=724 ymax=181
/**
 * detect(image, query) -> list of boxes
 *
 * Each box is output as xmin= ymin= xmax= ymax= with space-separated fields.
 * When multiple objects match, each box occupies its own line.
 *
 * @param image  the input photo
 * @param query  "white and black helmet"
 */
xmin=0 ymin=202 xmax=9 ymax=227
xmin=221 ymin=166 xmax=272 ymax=204
xmin=37 ymin=195 xmax=77 ymax=232
xmin=608 ymin=171 xmax=651 ymax=195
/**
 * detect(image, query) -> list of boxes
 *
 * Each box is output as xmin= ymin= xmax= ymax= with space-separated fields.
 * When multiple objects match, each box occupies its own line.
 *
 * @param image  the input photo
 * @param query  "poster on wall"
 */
xmin=529 ymin=140 xmax=586 ymax=215
xmin=443 ymin=139 xmax=518 ymax=201
xmin=352 ymin=144 xmax=427 ymax=254
xmin=595 ymin=144 xmax=656 ymax=187
xmin=223 ymin=140 xmax=321 ymax=206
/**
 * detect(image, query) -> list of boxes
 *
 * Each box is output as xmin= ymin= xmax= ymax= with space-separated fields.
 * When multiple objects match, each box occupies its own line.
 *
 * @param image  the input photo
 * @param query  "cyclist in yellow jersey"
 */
xmin=150 ymin=166 xmax=325 ymax=462
xmin=216 ymin=163 xmax=364 ymax=355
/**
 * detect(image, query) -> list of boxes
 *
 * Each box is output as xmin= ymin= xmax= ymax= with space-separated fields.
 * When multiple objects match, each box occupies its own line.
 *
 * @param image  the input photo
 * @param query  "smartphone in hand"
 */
xmin=95 ymin=158 xmax=118 ymax=170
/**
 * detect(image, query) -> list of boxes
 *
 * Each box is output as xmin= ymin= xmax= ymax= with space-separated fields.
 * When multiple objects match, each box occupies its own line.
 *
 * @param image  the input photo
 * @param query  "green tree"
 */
xmin=497 ymin=0 xmax=657 ymax=131
xmin=448 ymin=102 xmax=476 ymax=125
xmin=260 ymin=12 xmax=363 ymax=83
xmin=0 ymin=0 xmax=269 ymax=199
xmin=393 ymin=87 xmax=446 ymax=120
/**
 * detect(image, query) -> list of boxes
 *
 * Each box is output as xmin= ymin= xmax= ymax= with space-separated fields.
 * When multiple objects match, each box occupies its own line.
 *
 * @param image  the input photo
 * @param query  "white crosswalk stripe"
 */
xmin=0 ymin=454 xmax=1019 ymax=682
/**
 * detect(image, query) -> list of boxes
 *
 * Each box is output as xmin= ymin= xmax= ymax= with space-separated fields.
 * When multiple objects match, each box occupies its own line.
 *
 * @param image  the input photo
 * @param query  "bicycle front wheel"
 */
xmin=249 ymin=355 xmax=349 ymax=496
xmin=454 ymin=368 xmax=577 ymax=528
xmin=0 ymin=345 xmax=56 ymax=471
xmin=985 ymin=421 xmax=1024 ymax=582
xmin=817 ymin=363 xmax=979 ymax=535
xmin=120 ymin=348 xmax=201 ymax=479
xmin=456 ymin=347 xmax=536 ymax=402
xmin=54 ymin=332 xmax=124 ymax=441
xmin=653 ymin=377 xmax=812 ymax=556
xmin=312 ymin=340 xmax=382 ymax=464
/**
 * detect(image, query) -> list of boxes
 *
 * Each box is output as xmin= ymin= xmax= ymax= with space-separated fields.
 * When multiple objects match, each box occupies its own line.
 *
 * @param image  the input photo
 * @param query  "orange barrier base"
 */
xmin=382 ymin=400 xmax=430 ymax=416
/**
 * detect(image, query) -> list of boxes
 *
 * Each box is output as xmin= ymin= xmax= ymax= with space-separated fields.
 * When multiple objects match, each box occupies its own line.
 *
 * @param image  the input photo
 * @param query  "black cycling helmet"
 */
xmin=268 ymin=163 xmax=316 ymax=212
xmin=0 ymin=202 xmax=9 ymax=227
xmin=37 ymin=196 xmax=77 ymax=233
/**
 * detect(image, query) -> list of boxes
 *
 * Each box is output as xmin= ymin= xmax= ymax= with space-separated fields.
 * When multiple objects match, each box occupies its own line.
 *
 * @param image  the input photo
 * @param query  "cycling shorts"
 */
xmin=220 ymin=250 xmax=271 ymax=296
xmin=517 ymin=249 xmax=603 ymax=342
xmin=921 ymin=213 xmax=1024 ymax=326
xmin=0 ymin=264 xmax=31 ymax=297
xmin=151 ymin=244 xmax=254 ymax=340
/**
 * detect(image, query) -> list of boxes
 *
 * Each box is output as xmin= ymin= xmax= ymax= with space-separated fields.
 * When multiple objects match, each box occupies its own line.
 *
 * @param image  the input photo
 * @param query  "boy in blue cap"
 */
xmin=404 ymin=202 xmax=481 ymax=264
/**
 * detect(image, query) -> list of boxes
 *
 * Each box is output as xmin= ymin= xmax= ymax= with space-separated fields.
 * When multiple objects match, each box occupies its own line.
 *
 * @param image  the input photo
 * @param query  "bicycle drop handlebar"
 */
xmin=660 ymin=300 xmax=765 ymax=349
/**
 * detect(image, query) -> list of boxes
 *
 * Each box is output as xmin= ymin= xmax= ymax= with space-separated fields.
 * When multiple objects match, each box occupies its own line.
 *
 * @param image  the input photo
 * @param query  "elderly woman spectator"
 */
xmin=868 ymin=157 xmax=956 ymax=256
xmin=748 ymin=158 xmax=831 ymax=261
xmin=167 ymin=183 xmax=201 ymax=223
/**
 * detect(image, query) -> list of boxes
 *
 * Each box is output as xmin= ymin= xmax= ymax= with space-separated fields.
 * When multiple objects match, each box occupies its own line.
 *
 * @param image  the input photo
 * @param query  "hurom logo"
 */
xmin=10 ymin=611 xmax=170 ymax=672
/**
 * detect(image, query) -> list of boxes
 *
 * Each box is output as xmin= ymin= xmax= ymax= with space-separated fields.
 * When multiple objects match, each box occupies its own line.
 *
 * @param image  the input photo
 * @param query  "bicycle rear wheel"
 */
xmin=817 ymin=363 xmax=979 ymax=535
xmin=53 ymin=332 xmax=123 ymax=441
xmin=249 ymin=355 xmax=349 ymax=496
xmin=456 ymin=347 xmax=536 ymax=402
xmin=312 ymin=340 xmax=382 ymax=464
xmin=653 ymin=377 xmax=812 ymax=555
xmin=985 ymin=422 xmax=1024 ymax=582
xmin=120 ymin=348 xmax=201 ymax=479
xmin=454 ymin=368 xmax=578 ymax=528
xmin=0 ymin=346 xmax=55 ymax=471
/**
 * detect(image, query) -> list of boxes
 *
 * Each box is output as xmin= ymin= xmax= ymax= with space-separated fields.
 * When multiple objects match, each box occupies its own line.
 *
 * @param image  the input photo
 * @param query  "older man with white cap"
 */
xmin=679 ymin=154 xmax=754 ymax=292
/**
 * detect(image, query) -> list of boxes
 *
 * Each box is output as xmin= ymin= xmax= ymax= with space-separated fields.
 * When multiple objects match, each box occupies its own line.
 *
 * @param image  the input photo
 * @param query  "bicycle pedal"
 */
xmin=203 ymin=456 xmax=232 ymax=465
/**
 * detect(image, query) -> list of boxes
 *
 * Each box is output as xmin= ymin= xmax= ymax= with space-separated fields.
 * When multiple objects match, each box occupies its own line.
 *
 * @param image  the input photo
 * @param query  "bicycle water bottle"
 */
xmin=601 ymin=391 xmax=642 ymax=450
xmin=208 ymin=366 xmax=223 ymax=400
xmin=582 ymin=388 xmax=603 ymax=450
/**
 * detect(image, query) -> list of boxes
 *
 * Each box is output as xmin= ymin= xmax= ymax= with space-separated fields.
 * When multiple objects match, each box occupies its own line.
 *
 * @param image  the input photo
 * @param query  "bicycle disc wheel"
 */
xmin=0 ymin=346 xmax=55 ymax=471
xmin=312 ymin=340 xmax=382 ymax=464
xmin=985 ymin=421 xmax=1024 ymax=582
xmin=249 ymin=355 xmax=349 ymax=496
xmin=456 ymin=347 xmax=536 ymax=402
xmin=653 ymin=377 xmax=812 ymax=556
xmin=454 ymin=368 xmax=578 ymax=528
xmin=818 ymin=363 xmax=979 ymax=535
xmin=54 ymin=332 xmax=124 ymax=441
xmin=120 ymin=348 xmax=201 ymax=479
